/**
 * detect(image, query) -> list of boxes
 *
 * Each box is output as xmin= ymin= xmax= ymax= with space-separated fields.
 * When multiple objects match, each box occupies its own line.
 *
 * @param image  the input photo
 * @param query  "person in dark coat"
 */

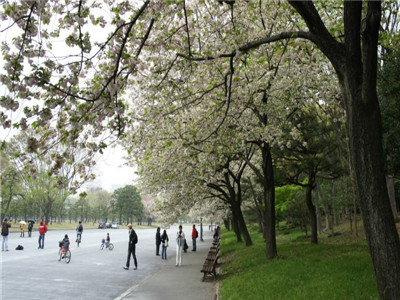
xmin=28 ymin=221 xmax=34 ymax=237
xmin=123 ymin=224 xmax=138 ymax=270
xmin=2 ymin=218 xmax=11 ymax=251
xmin=155 ymin=227 xmax=161 ymax=256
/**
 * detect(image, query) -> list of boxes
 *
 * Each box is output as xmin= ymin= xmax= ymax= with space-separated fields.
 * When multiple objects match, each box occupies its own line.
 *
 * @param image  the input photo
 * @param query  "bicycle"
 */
xmin=58 ymin=241 xmax=71 ymax=263
xmin=100 ymin=239 xmax=114 ymax=251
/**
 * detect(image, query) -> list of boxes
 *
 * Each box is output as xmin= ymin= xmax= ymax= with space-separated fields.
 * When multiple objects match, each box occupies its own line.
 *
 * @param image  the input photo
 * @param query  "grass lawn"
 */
xmin=219 ymin=224 xmax=379 ymax=300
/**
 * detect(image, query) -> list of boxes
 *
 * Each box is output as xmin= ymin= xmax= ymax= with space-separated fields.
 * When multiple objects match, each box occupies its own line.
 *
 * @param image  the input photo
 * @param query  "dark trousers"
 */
xmin=126 ymin=244 xmax=137 ymax=268
xmin=156 ymin=243 xmax=161 ymax=255
xmin=38 ymin=234 xmax=45 ymax=249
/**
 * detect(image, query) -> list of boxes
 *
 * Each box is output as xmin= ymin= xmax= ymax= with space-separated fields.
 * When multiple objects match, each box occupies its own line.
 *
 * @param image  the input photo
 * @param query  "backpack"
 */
xmin=195 ymin=229 xmax=199 ymax=239
xmin=16 ymin=245 xmax=24 ymax=250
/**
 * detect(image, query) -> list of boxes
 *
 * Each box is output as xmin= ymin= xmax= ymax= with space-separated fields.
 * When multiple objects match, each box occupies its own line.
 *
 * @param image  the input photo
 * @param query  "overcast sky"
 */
xmin=81 ymin=145 xmax=137 ymax=193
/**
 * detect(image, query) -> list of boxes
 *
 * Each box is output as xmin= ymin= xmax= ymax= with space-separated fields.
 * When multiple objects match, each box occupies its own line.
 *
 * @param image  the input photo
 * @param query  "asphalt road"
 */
xmin=0 ymin=225 xmax=210 ymax=300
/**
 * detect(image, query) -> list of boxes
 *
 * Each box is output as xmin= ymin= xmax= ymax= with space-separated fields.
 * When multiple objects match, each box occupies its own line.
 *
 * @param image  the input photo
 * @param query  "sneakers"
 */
xmin=133 ymin=267 xmax=137 ymax=270
xmin=123 ymin=266 xmax=129 ymax=270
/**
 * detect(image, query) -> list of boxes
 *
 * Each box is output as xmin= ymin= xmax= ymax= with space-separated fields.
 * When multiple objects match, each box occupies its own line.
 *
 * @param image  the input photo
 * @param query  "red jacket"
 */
xmin=39 ymin=222 xmax=47 ymax=234
xmin=192 ymin=228 xmax=197 ymax=239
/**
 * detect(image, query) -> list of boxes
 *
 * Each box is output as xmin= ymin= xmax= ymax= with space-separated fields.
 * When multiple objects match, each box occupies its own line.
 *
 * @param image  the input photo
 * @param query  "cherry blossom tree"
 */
xmin=2 ymin=1 xmax=399 ymax=296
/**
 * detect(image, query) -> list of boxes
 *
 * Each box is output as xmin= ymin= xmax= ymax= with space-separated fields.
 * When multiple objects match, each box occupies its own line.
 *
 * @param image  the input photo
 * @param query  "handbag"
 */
xmin=165 ymin=240 xmax=168 ymax=247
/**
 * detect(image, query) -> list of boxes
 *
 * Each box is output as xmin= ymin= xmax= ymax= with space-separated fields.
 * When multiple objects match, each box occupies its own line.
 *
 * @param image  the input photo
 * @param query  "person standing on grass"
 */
xmin=123 ymin=224 xmax=138 ymax=270
xmin=2 ymin=218 xmax=11 ymax=251
xmin=176 ymin=225 xmax=185 ymax=267
xmin=38 ymin=219 xmax=47 ymax=249
xmin=161 ymin=230 xmax=169 ymax=260
xmin=155 ymin=227 xmax=161 ymax=256
xmin=191 ymin=224 xmax=198 ymax=252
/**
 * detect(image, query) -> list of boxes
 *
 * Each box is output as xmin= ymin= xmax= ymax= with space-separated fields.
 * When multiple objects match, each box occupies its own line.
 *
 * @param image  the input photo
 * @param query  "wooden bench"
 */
xmin=201 ymin=237 xmax=221 ymax=281
xmin=212 ymin=237 xmax=220 ymax=246
xmin=201 ymin=254 xmax=218 ymax=281
xmin=210 ymin=244 xmax=220 ymax=252
xmin=207 ymin=246 xmax=219 ymax=259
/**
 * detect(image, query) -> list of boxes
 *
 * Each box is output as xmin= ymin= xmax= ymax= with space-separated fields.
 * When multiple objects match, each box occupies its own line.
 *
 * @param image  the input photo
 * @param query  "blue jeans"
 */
xmin=2 ymin=235 xmax=8 ymax=251
xmin=161 ymin=244 xmax=167 ymax=259
xmin=192 ymin=238 xmax=196 ymax=251
xmin=38 ymin=234 xmax=45 ymax=249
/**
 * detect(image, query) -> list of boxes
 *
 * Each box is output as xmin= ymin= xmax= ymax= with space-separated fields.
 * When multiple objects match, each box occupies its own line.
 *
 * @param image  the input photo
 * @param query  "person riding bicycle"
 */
xmin=61 ymin=234 xmax=70 ymax=258
xmin=106 ymin=233 xmax=110 ymax=248
xmin=76 ymin=221 xmax=83 ymax=243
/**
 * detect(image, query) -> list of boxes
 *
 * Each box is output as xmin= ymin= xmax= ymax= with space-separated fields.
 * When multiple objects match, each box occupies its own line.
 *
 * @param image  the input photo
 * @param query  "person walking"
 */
xmin=28 ymin=221 xmax=34 ymax=237
xmin=161 ymin=230 xmax=169 ymax=260
xmin=76 ymin=220 xmax=83 ymax=245
xmin=176 ymin=225 xmax=185 ymax=267
xmin=191 ymin=224 xmax=198 ymax=251
xmin=123 ymin=224 xmax=138 ymax=270
xmin=38 ymin=219 xmax=47 ymax=249
xmin=155 ymin=227 xmax=161 ymax=256
xmin=2 ymin=218 xmax=11 ymax=251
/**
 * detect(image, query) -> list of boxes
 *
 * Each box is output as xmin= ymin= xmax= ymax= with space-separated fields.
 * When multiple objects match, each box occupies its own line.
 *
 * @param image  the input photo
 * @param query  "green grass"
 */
xmin=219 ymin=225 xmax=379 ymax=300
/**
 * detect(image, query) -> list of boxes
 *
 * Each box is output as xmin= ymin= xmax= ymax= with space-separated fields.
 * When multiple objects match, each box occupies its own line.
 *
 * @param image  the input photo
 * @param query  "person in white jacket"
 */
xmin=176 ymin=225 xmax=185 ymax=266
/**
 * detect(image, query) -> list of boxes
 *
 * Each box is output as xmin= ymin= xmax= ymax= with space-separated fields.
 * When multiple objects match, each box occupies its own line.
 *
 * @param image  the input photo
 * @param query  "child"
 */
xmin=62 ymin=234 xmax=70 ymax=257
xmin=20 ymin=223 xmax=25 ymax=237
xmin=106 ymin=233 xmax=110 ymax=248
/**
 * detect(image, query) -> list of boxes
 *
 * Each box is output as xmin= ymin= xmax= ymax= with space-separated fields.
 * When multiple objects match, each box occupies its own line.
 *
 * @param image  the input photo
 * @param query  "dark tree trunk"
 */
xmin=314 ymin=181 xmax=323 ymax=233
xmin=230 ymin=207 xmax=242 ymax=242
xmin=233 ymin=202 xmax=252 ymax=246
xmin=288 ymin=2 xmax=400 ymax=297
xmin=256 ymin=210 xmax=264 ymax=235
xmin=262 ymin=146 xmax=277 ymax=259
xmin=223 ymin=218 xmax=231 ymax=231
xmin=386 ymin=175 xmax=397 ymax=219
xmin=305 ymin=184 xmax=318 ymax=244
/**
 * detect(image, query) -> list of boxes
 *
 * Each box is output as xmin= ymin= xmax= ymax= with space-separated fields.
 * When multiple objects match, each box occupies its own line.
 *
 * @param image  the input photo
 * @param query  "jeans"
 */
xmin=192 ymin=238 xmax=196 ymax=251
xmin=2 ymin=235 xmax=8 ymax=251
xmin=161 ymin=244 xmax=167 ymax=259
xmin=38 ymin=234 xmax=45 ymax=249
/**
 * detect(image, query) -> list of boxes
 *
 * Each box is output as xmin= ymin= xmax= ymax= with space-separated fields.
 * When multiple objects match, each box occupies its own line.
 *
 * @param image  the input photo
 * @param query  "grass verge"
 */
xmin=218 ymin=225 xmax=379 ymax=300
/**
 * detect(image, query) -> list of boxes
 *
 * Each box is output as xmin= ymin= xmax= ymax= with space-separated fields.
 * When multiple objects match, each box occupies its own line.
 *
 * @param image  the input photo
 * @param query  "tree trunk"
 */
xmin=223 ymin=218 xmax=231 ymax=231
xmin=386 ymin=175 xmax=398 ymax=219
xmin=231 ymin=207 xmax=242 ymax=243
xmin=339 ymin=63 xmax=400 ymax=299
xmin=314 ymin=184 xmax=323 ymax=233
xmin=287 ymin=2 xmax=400 ymax=296
xmin=305 ymin=185 xmax=318 ymax=244
xmin=261 ymin=145 xmax=277 ymax=259
xmin=233 ymin=202 xmax=252 ymax=246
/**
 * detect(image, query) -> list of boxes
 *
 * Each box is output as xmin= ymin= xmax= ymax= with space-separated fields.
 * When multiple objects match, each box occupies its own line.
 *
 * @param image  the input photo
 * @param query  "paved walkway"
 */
xmin=116 ymin=230 xmax=215 ymax=300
